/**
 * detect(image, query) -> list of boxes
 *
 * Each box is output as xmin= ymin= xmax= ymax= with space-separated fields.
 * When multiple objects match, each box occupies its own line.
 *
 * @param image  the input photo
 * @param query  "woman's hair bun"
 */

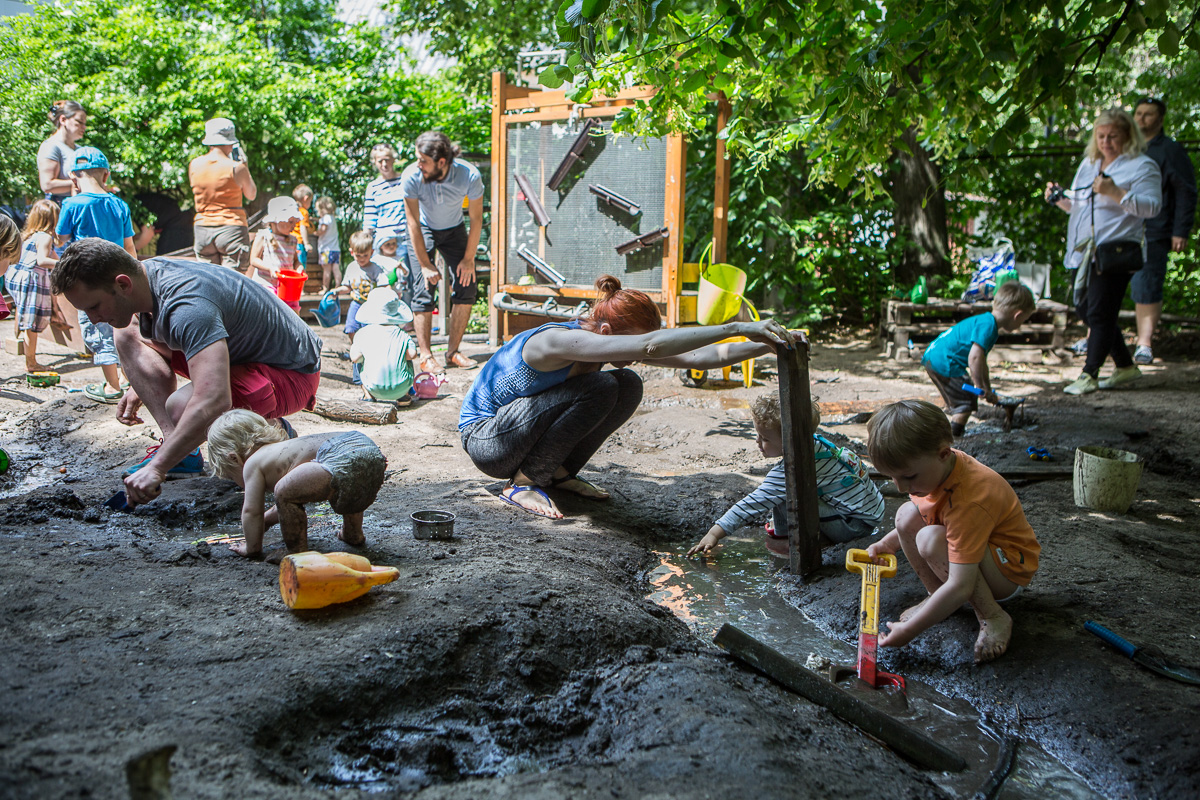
xmin=594 ymin=274 xmax=622 ymax=299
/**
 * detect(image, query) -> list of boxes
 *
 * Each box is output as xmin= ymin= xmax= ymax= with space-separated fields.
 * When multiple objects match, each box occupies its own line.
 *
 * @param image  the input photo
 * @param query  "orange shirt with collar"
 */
xmin=910 ymin=449 xmax=1040 ymax=586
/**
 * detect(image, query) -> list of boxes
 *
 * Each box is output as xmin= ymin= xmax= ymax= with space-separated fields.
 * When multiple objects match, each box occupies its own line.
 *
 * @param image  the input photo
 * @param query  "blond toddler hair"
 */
xmin=992 ymin=281 xmax=1036 ymax=314
xmin=751 ymin=394 xmax=820 ymax=432
xmin=867 ymin=399 xmax=952 ymax=471
xmin=292 ymin=184 xmax=313 ymax=205
xmin=348 ymin=230 xmax=373 ymax=254
xmin=207 ymin=409 xmax=290 ymax=481
xmin=315 ymin=196 xmax=335 ymax=216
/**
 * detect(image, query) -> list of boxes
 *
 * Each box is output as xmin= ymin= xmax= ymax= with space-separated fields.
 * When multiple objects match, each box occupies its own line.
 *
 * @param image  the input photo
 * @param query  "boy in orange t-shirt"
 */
xmin=865 ymin=399 xmax=1040 ymax=664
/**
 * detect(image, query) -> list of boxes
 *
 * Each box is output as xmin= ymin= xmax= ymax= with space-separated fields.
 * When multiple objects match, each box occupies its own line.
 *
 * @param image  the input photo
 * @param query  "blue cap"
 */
xmin=71 ymin=146 xmax=109 ymax=172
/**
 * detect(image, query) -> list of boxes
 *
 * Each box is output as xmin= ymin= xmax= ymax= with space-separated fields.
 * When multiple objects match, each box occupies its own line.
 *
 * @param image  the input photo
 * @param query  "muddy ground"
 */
xmin=1 ymin=321 xmax=1198 ymax=799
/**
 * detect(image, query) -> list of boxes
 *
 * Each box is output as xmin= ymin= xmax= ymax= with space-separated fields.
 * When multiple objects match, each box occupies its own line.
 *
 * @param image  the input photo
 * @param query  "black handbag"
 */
xmin=1094 ymin=239 xmax=1144 ymax=274
xmin=1089 ymin=184 xmax=1144 ymax=274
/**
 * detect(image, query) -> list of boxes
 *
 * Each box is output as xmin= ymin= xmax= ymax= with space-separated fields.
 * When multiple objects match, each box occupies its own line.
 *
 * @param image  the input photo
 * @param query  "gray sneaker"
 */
xmin=1068 ymin=337 xmax=1089 ymax=355
xmin=1133 ymin=345 xmax=1153 ymax=365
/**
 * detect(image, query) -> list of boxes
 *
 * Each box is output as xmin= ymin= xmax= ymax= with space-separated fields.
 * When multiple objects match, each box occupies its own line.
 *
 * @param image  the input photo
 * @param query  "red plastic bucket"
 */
xmin=276 ymin=269 xmax=307 ymax=303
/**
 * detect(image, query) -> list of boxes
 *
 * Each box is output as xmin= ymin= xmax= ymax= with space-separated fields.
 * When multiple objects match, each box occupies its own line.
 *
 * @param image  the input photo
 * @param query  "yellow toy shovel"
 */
xmin=845 ymin=548 xmax=905 ymax=691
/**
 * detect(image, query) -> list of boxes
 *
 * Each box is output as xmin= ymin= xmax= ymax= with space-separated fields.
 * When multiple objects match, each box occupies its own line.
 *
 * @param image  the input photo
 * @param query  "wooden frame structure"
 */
xmin=489 ymin=72 xmax=716 ymax=343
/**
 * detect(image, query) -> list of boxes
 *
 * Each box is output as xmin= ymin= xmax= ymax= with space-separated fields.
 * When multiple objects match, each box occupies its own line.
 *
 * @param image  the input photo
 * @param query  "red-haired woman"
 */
xmin=459 ymin=275 xmax=793 ymax=518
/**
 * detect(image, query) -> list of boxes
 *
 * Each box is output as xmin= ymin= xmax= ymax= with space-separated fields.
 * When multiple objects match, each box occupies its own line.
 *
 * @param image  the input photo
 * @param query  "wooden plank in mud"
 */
xmin=714 ymin=624 xmax=968 ymax=772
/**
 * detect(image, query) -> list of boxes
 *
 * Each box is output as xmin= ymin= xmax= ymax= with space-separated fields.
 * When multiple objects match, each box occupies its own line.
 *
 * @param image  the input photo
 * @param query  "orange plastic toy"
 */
xmin=279 ymin=551 xmax=399 ymax=610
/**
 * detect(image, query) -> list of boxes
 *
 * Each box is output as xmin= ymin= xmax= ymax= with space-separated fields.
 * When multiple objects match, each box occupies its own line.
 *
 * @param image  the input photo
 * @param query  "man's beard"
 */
xmin=422 ymin=164 xmax=448 ymax=183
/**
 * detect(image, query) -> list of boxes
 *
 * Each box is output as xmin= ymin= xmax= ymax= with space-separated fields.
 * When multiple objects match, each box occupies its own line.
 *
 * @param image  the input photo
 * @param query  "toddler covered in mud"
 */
xmin=207 ymin=409 xmax=387 ymax=558
xmin=687 ymin=394 xmax=885 ymax=557
xmin=865 ymin=399 xmax=1040 ymax=664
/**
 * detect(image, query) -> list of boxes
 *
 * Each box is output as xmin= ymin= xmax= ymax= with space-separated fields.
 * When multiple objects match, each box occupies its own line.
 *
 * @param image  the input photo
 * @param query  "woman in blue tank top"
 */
xmin=459 ymin=275 xmax=794 ymax=518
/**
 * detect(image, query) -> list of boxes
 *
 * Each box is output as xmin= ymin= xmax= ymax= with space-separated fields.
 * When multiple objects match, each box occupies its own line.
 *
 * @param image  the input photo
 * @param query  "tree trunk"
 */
xmin=889 ymin=127 xmax=950 ymax=289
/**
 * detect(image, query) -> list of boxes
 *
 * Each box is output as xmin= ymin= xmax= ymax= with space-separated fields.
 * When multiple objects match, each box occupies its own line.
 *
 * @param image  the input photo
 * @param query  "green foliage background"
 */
xmin=0 ymin=0 xmax=490 ymax=237
xmin=3 ymin=0 xmax=1197 ymax=325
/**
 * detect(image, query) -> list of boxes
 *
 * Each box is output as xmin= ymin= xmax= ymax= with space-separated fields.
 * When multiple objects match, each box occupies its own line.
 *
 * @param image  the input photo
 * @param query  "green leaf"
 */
xmin=681 ymin=71 xmax=707 ymax=93
xmin=1157 ymin=25 xmax=1180 ymax=57
xmin=581 ymin=0 xmax=609 ymax=21
xmin=539 ymin=65 xmax=566 ymax=88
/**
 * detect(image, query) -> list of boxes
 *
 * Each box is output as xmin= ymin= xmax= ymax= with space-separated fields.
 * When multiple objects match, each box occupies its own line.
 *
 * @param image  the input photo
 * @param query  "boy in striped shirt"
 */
xmin=688 ymin=394 xmax=885 ymax=557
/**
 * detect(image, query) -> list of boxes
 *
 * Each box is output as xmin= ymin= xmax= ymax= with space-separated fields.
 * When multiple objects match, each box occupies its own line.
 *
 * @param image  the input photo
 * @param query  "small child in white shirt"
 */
xmin=315 ymin=195 xmax=341 ymax=293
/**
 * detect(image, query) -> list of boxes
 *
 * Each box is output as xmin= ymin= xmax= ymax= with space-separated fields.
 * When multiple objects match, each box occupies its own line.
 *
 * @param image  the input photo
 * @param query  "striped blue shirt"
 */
xmin=716 ymin=437 xmax=885 ymax=533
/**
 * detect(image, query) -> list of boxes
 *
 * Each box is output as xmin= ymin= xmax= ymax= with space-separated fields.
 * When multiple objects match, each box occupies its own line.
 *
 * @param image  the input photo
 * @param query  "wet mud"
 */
xmin=1 ymin=330 xmax=1198 ymax=798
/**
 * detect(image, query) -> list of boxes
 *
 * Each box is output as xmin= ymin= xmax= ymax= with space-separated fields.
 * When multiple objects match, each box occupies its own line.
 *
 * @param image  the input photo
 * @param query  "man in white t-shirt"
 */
xmin=402 ymin=131 xmax=484 ymax=373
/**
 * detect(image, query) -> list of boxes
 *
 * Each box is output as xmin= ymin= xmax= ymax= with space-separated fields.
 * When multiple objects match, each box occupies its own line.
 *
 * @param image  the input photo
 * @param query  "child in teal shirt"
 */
xmin=921 ymin=281 xmax=1036 ymax=436
xmin=349 ymin=286 xmax=417 ymax=405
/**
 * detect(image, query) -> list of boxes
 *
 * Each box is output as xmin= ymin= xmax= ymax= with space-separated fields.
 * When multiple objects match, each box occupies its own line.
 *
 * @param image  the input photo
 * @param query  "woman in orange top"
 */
xmin=189 ymin=118 xmax=257 ymax=270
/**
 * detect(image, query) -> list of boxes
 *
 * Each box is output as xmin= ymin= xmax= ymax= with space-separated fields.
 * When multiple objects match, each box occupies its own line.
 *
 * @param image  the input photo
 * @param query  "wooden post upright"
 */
xmin=777 ymin=335 xmax=822 ymax=577
xmin=489 ymin=71 xmax=509 ymax=346
xmin=712 ymin=92 xmax=732 ymax=264
xmin=662 ymin=133 xmax=686 ymax=328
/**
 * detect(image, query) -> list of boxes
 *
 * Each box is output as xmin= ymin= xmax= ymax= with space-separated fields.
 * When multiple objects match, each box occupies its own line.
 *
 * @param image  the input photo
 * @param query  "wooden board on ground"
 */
xmin=307 ymin=395 xmax=396 ymax=425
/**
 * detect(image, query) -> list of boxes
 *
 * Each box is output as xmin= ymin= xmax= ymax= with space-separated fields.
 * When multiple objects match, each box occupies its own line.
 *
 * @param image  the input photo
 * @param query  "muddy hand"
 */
xmin=124 ymin=466 xmax=164 ymax=506
xmin=740 ymin=320 xmax=793 ymax=350
xmin=878 ymin=619 xmax=916 ymax=649
xmin=422 ymin=265 xmax=440 ymax=286
xmin=116 ymin=389 xmax=144 ymax=426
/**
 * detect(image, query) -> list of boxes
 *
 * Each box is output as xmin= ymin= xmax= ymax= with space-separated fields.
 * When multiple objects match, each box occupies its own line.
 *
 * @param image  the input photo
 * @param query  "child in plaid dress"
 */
xmin=10 ymin=200 xmax=65 ymax=372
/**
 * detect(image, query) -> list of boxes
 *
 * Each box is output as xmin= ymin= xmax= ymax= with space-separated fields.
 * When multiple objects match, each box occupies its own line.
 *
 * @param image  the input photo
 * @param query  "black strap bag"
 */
xmin=1094 ymin=238 xmax=1144 ymax=274
xmin=1090 ymin=186 xmax=1143 ymax=274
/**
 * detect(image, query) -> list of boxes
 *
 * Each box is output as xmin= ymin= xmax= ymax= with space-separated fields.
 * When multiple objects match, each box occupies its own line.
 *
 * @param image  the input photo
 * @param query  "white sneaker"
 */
xmin=1068 ymin=337 xmax=1089 ymax=355
xmin=1133 ymin=345 xmax=1153 ymax=365
xmin=1099 ymin=365 xmax=1142 ymax=389
xmin=1063 ymin=373 xmax=1099 ymax=395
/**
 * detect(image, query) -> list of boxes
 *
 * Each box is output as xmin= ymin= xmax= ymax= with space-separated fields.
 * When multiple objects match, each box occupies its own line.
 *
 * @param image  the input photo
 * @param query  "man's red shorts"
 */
xmin=169 ymin=351 xmax=320 ymax=419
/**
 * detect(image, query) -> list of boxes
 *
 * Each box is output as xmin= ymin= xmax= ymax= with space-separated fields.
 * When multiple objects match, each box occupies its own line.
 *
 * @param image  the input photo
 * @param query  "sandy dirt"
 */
xmin=1 ymin=322 xmax=1197 ymax=799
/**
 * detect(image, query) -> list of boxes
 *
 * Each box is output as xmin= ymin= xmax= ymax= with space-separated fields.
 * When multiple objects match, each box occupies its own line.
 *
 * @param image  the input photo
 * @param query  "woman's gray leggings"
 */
xmin=460 ymin=368 xmax=643 ymax=486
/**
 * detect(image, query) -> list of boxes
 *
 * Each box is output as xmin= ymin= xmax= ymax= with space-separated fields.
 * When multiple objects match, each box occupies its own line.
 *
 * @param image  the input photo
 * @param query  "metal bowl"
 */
xmin=411 ymin=510 xmax=455 ymax=540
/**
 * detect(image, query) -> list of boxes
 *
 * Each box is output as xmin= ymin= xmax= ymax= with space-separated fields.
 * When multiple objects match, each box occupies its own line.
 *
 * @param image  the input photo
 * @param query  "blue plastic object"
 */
xmin=313 ymin=290 xmax=342 ymax=328
xmin=1027 ymin=446 xmax=1052 ymax=461
xmin=1084 ymin=621 xmax=1137 ymax=658
xmin=960 ymin=383 xmax=985 ymax=396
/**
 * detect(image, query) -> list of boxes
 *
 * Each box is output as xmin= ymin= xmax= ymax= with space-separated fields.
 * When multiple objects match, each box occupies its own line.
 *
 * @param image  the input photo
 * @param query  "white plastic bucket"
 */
xmin=1073 ymin=446 xmax=1143 ymax=514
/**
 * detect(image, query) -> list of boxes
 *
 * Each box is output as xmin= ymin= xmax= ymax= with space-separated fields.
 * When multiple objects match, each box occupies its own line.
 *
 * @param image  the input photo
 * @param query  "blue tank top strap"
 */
xmin=459 ymin=319 xmax=583 ymax=429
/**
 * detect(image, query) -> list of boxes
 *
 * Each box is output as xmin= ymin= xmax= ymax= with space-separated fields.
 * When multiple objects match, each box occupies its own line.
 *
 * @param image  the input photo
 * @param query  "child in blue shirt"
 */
xmin=921 ymin=281 xmax=1036 ymax=436
xmin=55 ymin=146 xmax=134 ymax=404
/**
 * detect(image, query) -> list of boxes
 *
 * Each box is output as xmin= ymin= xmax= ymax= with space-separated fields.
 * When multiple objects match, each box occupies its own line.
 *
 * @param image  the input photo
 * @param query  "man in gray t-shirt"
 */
xmin=53 ymin=239 xmax=323 ymax=506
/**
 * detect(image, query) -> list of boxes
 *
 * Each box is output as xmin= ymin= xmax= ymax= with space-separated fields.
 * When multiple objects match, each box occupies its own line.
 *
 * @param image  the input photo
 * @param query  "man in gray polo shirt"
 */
xmin=402 ymin=131 xmax=484 ymax=373
xmin=53 ymin=239 xmax=322 ymax=506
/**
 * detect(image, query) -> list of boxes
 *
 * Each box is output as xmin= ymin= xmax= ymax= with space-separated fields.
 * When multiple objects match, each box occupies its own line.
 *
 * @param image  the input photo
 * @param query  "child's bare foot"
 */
xmin=899 ymin=597 xmax=930 ymax=622
xmin=228 ymin=541 xmax=262 ymax=559
xmin=974 ymin=609 xmax=1013 ymax=664
xmin=338 ymin=527 xmax=366 ymax=546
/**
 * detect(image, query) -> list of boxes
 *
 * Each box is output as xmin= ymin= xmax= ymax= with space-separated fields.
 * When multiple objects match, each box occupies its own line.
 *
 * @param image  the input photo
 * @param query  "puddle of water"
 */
xmin=647 ymin=538 xmax=1105 ymax=800
xmin=312 ymin=719 xmax=542 ymax=793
